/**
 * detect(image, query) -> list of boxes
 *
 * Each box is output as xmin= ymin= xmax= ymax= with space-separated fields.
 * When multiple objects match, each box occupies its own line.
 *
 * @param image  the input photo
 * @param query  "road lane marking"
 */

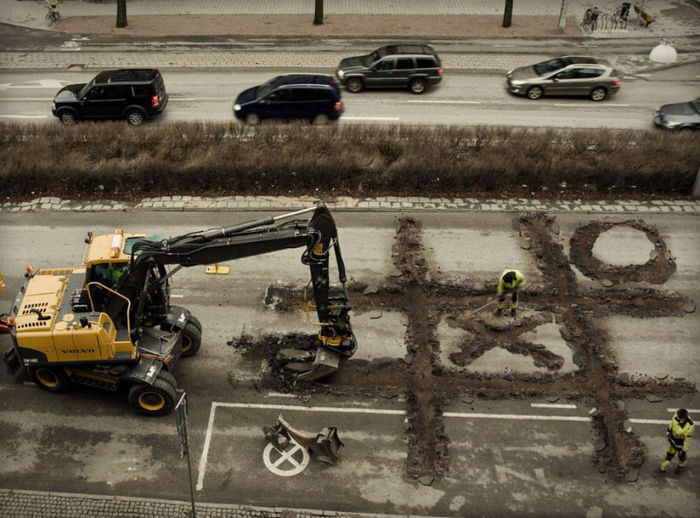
xmin=195 ymin=401 xmax=672 ymax=490
xmin=530 ymin=403 xmax=577 ymax=409
xmin=0 ymin=98 xmax=52 ymax=101
xmin=666 ymin=408 xmax=700 ymax=413
xmin=342 ymin=116 xmax=400 ymax=121
xmin=553 ymin=103 xmax=629 ymax=107
xmin=406 ymin=100 xmax=481 ymax=104
xmin=0 ymin=114 xmax=48 ymax=119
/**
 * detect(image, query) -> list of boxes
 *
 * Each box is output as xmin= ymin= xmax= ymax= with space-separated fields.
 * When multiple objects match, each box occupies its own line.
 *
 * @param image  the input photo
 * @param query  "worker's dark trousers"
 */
xmin=497 ymin=290 xmax=518 ymax=310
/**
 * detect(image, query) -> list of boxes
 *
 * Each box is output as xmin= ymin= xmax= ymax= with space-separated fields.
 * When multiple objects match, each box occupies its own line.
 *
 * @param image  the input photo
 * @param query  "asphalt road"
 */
xmin=1 ymin=68 xmax=698 ymax=128
xmin=0 ymin=209 xmax=698 ymax=517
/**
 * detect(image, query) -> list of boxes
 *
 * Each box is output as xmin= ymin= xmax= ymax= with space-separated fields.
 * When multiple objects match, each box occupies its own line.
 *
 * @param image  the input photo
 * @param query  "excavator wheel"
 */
xmin=32 ymin=367 xmax=70 ymax=393
xmin=188 ymin=314 xmax=202 ymax=332
xmin=180 ymin=320 xmax=202 ymax=358
xmin=128 ymin=378 xmax=177 ymax=416
xmin=157 ymin=369 xmax=178 ymax=390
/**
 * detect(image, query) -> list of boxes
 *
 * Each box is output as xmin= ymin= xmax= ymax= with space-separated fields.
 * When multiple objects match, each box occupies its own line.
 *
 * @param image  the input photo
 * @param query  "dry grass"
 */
xmin=1 ymin=122 xmax=698 ymax=200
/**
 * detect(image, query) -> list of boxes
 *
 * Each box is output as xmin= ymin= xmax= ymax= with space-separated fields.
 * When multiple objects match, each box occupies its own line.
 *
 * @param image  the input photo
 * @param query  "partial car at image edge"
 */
xmin=654 ymin=98 xmax=700 ymax=130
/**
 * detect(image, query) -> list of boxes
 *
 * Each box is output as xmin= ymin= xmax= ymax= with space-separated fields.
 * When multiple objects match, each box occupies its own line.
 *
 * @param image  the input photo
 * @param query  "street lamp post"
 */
xmin=558 ymin=0 xmax=570 ymax=33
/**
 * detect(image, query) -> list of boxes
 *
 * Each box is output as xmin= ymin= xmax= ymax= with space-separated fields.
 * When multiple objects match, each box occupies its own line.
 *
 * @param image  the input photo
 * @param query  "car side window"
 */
xmin=396 ymin=57 xmax=415 ymax=70
xmin=132 ymin=85 xmax=151 ymax=98
xmin=553 ymin=69 xmax=579 ymax=80
xmin=85 ymin=86 xmax=108 ymax=100
xmin=267 ymin=89 xmax=290 ymax=102
xmin=377 ymin=59 xmax=395 ymax=71
xmin=578 ymin=68 xmax=605 ymax=78
xmin=416 ymin=57 xmax=436 ymax=68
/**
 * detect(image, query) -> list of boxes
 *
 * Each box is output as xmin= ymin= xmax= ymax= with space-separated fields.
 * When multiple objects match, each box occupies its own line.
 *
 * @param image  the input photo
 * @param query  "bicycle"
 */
xmin=44 ymin=0 xmax=60 ymax=27
xmin=580 ymin=7 xmax=600 ymax=33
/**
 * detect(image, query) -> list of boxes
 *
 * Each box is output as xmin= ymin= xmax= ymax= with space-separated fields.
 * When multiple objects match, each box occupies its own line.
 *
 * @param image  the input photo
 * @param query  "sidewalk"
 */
xmin=3 ymin=0 xmax=700 ymax=38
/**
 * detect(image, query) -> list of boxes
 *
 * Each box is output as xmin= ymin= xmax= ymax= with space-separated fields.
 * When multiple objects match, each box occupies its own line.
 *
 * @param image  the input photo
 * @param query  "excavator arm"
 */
xmin=103 ymin=203 xmax=356 ymax=379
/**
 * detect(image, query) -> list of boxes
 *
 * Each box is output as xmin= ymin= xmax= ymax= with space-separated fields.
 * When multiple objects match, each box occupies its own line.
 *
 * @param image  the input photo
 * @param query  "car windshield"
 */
xmin=363 ymin=47 xmax=387 ymax=67
xmin=691 ymin=99 xmax=700 ymax=114
xmin=255 ymin=77 xmax=278 ymax=99
xmin=78 ymin=79 xmax=95 ymax=99
xmin=533 ymin=58 xmax=568 ymax=76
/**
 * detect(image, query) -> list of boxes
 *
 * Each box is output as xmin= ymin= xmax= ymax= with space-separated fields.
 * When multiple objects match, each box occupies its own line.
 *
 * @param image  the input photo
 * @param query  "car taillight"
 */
xmin=612 ymin=78 xmax=620 ymax=86
xmin=334 ymin=101 xmax=342 ymax=111
xmin=151 ymin=95 xmax=160 ymax=108
xmin=437 ymin=68 xmax=443 ymax=75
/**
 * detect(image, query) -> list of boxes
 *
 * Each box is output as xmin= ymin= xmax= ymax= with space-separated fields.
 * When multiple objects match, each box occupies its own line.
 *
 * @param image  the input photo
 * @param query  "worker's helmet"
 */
xmin=677 ymin=408 xmax=689 ymax=420
xmin=503 ymin=271 xmax=517 ymax=283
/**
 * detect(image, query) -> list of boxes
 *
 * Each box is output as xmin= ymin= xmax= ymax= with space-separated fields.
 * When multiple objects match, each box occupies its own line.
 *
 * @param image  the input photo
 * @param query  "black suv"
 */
xmin=335 ymin=44 xmax=442 ymax=94
xmin=233 ymin=74 xmax=343 ymax=125
xmin=52 ymin=69 xmax=168 ymax=126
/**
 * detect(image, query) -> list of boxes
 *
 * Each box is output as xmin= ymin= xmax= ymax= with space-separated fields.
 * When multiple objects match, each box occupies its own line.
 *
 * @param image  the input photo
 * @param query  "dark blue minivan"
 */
xmin=233 ymin=74 xmax=343 ymax=126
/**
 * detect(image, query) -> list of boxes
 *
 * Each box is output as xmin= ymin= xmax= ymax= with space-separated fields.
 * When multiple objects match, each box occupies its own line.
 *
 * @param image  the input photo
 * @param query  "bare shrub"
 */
xmin=0 ymin=122 xmax=697 ymax=200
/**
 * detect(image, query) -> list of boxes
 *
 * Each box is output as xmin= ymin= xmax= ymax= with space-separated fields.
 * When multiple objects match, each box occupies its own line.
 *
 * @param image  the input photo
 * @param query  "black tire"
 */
xmin=188 ymin=314 xmax=202 ymax=332
xmin=527 ymin=86 xmax=543 ymax=100
xmin=58 ymin=110 xmax=77 ymax=124
xmin=126 ymin=109 xmax=145 ymax=126
xmin=32 ymin=367 xmax=69 ymax=393
xmin=590 ymin=87 xmax=607 ymax=102
xmin=157 ymin=370 xmax=178 ymax=391
xmin=409 ymin=78 xmax=427 ymax=94
xmin=180 ymin=320 xmax=202 ymax=357
xmin=128 ymin=379 xmax=176 ymax=416
xmin=312 ymin=113 xmax=330 ymax=125
xmin=246 ymin=112 xmax=261 ymax=126
xmin=346 ymin=78 xmax=364 ymax=93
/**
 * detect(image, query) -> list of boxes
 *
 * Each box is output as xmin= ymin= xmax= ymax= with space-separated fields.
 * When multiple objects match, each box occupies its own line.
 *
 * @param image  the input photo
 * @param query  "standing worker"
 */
xmin=495 ymin=269 xmax=525 ymax=317
xmin=660 ymin=408 xmax=694 ymax=473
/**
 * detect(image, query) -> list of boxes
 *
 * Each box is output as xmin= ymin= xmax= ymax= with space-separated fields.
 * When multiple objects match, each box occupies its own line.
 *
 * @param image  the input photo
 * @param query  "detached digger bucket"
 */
xmin=263 ymin=414 xmax=344 ymax=465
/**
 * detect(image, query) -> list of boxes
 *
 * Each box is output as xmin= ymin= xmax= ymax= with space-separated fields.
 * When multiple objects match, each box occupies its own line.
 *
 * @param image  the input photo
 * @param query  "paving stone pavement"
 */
xmin=2 ymin=195 xmax=699 ymax=214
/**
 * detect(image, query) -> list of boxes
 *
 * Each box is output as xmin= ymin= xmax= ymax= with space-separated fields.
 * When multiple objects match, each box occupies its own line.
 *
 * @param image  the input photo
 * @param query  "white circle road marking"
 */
xmin=262 ymin=438 xmax=310 ymax=477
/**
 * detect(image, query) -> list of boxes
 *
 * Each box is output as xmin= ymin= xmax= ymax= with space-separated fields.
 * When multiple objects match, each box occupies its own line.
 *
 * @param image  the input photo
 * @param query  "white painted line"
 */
xmin=170 ymin=294 xmax=184 ymax=298
xmin=552 ymin=103 xmax=628 ymax=108
xmin=666 ymin=408 xmax=700 ymax=413
xmin=214 ymin=402 xmax=405 ymax=415
xmin=443 ymin=412 xmax=590 ymax=422
xmin=0 ymin=98 xmax=52 ymax=101
xmin=494 ymin=44 xmax=516 ymax=48
xmin=195 ymin=402 xmax=218 ymax=491
xmin=530 ymin=403 xmax=577 ymax=409
xmin=266 ymin=392 xmax=298 ymax=398
xmin=406 ymin=100 xmax=480 ymax=104
xmin=629 ymin=419 xmax=668 ymax=425
xmin=342 ymin=116 xmax=400 ymax=121
xmin=637 ymin=73 xmax=651 ymax=77
xmin=0 ymin=114 xmax=48 ymax=119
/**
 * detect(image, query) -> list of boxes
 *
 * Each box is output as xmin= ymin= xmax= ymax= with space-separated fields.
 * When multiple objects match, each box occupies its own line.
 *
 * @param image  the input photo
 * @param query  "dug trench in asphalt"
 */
xmin=0 ymin=209 xmax=698 ymax=517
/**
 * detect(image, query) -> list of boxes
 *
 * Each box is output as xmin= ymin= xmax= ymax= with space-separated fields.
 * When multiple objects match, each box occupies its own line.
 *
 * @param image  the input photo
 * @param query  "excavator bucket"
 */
xmin=263 ymin=415 xmax=344 ymax=465
xmin=308 ymin=427 xmax=344 ymax=465
xmin=294 ymin=347 xmax=341 ymax=381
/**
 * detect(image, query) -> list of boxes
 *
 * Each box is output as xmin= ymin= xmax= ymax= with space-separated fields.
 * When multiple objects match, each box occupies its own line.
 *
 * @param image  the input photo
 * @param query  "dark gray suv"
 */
xmin=335 ymin=44 xmax=442 ymax=94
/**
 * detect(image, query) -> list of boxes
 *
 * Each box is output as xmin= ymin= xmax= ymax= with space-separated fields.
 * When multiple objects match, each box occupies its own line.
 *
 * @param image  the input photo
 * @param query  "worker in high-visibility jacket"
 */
xmin=495 ymin=269 xmax=525 ymax=317
xmin=660 ymin=409 xmax=694 ymax=473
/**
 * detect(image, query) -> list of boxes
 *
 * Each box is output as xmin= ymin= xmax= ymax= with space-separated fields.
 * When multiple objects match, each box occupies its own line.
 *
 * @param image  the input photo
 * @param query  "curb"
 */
xmin=2 ymin=196 xmax=699 ymax=215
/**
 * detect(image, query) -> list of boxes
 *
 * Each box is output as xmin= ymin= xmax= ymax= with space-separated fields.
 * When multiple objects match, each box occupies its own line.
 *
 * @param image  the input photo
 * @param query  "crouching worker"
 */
xmin=660 ymin=409 xmax=694 ymax=474
xmin=495 ymin=269 xmax=525 ymax=317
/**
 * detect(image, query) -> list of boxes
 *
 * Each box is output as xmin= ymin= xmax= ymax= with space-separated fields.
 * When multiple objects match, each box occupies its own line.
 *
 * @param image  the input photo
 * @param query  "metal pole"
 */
xmin=558 ymin=0 xmax=570 ymax=33
xmin=693 ymin=168 xmax=700 ymax=199
xmin=186 ymin=447 xmax=197 ymax=518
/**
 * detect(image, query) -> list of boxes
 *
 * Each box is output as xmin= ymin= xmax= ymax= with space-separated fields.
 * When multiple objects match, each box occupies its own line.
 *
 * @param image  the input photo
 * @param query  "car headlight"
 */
xmin=509 ymin=80 xmax=524 ymax=86
xmin=233 ymin=104 xmax=241 ymax=111
xmin=337 ymin=69 xmax=345 ymax=79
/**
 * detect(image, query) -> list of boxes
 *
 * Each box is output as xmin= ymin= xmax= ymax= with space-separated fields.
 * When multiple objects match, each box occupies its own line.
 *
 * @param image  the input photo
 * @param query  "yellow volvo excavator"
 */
xmin=3 ymin=203 xmax=356 ymax=415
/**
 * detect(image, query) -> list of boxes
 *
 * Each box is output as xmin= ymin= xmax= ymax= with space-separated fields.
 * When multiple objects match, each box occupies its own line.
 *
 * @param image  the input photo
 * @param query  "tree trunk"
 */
xmin=313 ymin=0 xmax=324 ymax=25
xmin=502 ymin=0 xmax=513 ymax=28
xmin=116 ymin=0 xmax=127 ymax=28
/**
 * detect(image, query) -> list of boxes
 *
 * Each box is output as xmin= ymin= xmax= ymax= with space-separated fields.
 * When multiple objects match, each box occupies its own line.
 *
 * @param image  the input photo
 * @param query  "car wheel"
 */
xmin=590 ymin=87 xmax=607 ymax=102
xmin=679 ymin=127 xmax=694 ymax=133
xmin=346 ymin=78 xmax=364 ymax=93
xmin=32 ymin=367 xmax=69 ymax=393
xmin=126 ymin=109 xmax=145 ymax=126
xmin=246 ymin=112 xmax=261 ymax=126
xmin=312 ymin=113 xmax=330 ymax=125
xmin=409 ymin=78 xmax=427 ymax=94
xmin=526 ymin=86 xmax=543 ymax=100
xmin=58 ymin=110 xmax=77 ymax=124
